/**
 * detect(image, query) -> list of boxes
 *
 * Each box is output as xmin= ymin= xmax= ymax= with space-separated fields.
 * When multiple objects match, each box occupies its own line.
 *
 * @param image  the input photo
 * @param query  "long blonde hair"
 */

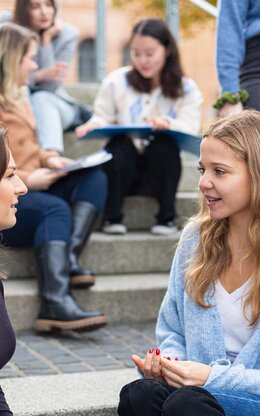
xmin=186 ymin=109 xmax=260 ymax=326
xmin=0 ymin=22 xmax=38 ymax=110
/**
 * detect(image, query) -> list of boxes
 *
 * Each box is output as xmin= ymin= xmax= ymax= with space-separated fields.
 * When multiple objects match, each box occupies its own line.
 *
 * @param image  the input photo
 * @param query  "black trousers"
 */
xmin=0 ymin=387 xmax=12 ymax=415
xmin=240 ymin=35 xmax=260 ymax=110
xmin=103 ymin=134 xmax=181 ymax=223
xmin=118 ymin=379 xmax=225 ymax=416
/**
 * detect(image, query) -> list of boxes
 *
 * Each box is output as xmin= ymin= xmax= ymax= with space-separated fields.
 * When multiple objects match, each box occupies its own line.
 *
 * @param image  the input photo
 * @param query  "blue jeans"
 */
xmin=3 ymin=167 xmax=107 ymax=248
xmin=30 ymin=91 xmax=76 ymax=152
xmin=207 ymin=388 xmax=260 ymax=416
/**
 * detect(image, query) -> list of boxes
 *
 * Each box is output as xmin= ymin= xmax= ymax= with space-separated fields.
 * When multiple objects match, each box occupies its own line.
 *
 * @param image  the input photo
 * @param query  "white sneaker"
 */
xmin=151 ymin=221 xmax=178 ymax=236
xmin=102 ymin=222 xmax=127 ymax=234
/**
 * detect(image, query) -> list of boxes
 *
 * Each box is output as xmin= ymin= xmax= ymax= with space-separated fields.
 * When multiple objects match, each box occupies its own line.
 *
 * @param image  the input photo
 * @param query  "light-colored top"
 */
xmin=215 ymin=279 xmax=253 ymax=363
xmin=156 ymin=222 xmax=260 ymax=396
xmin=90 ymin=66 xmax=203 ymax=135
xmin=217 ymin=0 xmax=260 ymax=93
xmin=31 ymin=21 xmax=79 ymax=95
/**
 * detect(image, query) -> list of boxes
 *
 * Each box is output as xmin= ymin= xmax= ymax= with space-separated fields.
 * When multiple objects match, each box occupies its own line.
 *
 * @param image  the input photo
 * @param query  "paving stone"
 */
xmin=3 ymin=322 xmax=157 ymax=379
xmin=85 ymin=356 xmax=118 ymax=366
xmin=22 ymin=369 xmax=57 ymax=376
xmin=0 ymin=369 xmax=21 ymax=378
xmin=56 ymin=363 xmax=92 ymax=373
xmin=49 ymin=354 xmax=80 ymax=364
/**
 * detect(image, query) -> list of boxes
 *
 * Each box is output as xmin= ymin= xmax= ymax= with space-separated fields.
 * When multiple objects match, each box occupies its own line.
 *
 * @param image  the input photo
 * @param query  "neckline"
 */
xmin=216 ymin=279 xmax=251 ymax=301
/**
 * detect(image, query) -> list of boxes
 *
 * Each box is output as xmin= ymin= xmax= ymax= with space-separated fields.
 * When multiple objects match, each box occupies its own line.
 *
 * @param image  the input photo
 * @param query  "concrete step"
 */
xmin=1 ymin=368 xmax=136 ymax=416
xmin=1 ymin=229 xmax=182 ymax=279
xmin=65 ymin=83 xmax=99 ymax=107
xmin=4 ymin=273 xmax=169 ymax=331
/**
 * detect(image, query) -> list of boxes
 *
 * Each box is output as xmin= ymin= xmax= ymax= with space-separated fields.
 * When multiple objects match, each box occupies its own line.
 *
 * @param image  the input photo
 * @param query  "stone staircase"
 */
xmin=0 ymin=83 xmax=200 ymax=415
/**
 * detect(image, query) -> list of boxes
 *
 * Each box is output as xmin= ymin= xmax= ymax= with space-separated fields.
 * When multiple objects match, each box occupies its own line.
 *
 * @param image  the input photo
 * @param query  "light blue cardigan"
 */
xmin=156 ymin=222 xmax=260 ymax=396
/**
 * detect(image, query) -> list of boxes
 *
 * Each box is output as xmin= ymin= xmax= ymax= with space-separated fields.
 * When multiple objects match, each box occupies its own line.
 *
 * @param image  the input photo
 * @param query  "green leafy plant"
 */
xmin=112 ymin=0 xmax=217 ymax=36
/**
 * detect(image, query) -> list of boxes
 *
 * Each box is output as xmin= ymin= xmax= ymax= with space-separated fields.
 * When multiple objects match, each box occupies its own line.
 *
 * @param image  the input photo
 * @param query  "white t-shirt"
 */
xmin=215 ymin=279 xmax=253 ymax=362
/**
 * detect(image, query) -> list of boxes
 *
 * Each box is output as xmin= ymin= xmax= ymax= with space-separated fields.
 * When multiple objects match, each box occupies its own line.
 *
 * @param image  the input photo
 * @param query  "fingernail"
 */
xmin=167 ymin=357 xmax=171 ymax=360
xmin=156 ymin=348 xmax=160 ymax=356
xmin=174 ymin=357 xmax=179 ymax=361
xmin=148 ymin=348 xmax=153 ymax=354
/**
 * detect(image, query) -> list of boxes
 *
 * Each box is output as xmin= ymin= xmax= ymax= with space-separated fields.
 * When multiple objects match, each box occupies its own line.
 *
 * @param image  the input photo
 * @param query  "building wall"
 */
xmin=0 ymin=0 xmax=218 ymax=125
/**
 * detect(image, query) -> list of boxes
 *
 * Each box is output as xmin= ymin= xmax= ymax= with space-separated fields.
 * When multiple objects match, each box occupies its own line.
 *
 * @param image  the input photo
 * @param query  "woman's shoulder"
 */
xmin=178 ymin=221 xmax=200 ymax=253
xmin=182 ymin=76 xmax=201 ymax=95
xmin=102 ymin=66 xmax=131 ymax=86
xmin=57 ymin=21 xmax=79 ymax=41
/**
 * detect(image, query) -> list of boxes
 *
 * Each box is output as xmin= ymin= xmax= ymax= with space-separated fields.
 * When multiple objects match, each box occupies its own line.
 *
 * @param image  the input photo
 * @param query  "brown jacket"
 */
xmin=0 ymin=99 xmax=58 ymax=184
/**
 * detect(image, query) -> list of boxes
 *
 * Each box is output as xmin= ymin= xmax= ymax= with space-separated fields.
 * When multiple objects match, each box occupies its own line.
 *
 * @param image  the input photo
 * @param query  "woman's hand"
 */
xmin=149 ymin=116 xmax=170 ymax=130
xmin=46 ymin=156 xmax=73 ymax=170
xmin=42 ymin=18 xmax=63 ymax=45
xmin=217 ymin=102 xmax=243 ymax=118
xmin=26 ymin=168 xmax=67 ymax=191
xmin=132 ymin=348 xmax=164 ymax=380
xmin=35 ymin=63 xmax=68 ymax=83
xmin=160 ymin=357 xmax=211 ymax=388
xmin=75 ymin=121 xmax=102 ymax=138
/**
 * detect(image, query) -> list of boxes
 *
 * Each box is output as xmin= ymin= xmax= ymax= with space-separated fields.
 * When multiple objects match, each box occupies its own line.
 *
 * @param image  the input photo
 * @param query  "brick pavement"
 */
xmin=0 ymin=322 xmax=157 ymax=379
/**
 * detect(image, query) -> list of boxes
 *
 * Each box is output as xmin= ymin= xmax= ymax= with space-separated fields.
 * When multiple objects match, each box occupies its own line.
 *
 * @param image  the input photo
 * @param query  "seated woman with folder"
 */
xmin=76 ymin=18 xmax=202 ymax=235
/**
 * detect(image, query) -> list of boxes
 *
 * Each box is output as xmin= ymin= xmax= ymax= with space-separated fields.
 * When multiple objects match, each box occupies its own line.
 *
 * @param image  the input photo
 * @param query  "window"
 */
xmin=78 ymin=38 xmax=96 ymax=82
xmin=122 ymin=43 xmax=130 ymax=66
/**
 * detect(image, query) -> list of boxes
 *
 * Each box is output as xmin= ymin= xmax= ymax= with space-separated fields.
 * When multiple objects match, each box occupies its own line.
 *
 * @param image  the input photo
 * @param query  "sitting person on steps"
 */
xmin=0 ymin=22 xmax=108 ymax=333
xmin=0 ymin=0 xmax=92 ymax=153
xmin=76 ymin=18 xmax=202 ymax=236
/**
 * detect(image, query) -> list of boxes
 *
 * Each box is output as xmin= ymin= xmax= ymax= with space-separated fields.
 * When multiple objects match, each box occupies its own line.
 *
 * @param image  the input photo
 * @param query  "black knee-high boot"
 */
xmin=35 ymin=241 xmax=107 ymax=332
xmin=69 ymin=201 xmax=98 ymax=289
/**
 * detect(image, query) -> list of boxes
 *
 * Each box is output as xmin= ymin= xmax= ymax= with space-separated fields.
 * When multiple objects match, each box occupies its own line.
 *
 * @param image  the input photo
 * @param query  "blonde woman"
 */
xmin=0 ymin=22 xmax=108 ymax=333
xmin=0 ymin=128 xmax=27 ymax=415
xmin=119 ymin=110 xmax=260 ymax=415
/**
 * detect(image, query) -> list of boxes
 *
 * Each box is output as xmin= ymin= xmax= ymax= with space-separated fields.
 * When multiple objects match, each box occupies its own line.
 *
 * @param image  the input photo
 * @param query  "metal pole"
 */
xmin=166 ymin=0 xmax=179 ymax=39
xmin=96 ymin=0 xmax=106 ymax=82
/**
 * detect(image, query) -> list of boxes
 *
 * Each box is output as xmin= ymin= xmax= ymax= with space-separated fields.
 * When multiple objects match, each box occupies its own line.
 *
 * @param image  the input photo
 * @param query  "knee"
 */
xmin=148 ymin=138 xmax=180 ymax=168
xmin=48 ymin=198 xmax=72 ymax=223
xmin=30 ymin=91 xmax=53 ymax=104
xmin=76 ymin=168 xmax=108 ymax=212
xmin=118 ymin=379 xmax=168 ymax=416
xmin=163 ymin=386 xmax=224 ymax=416
xmin=118 ymin=379 xmax=152 ymax=416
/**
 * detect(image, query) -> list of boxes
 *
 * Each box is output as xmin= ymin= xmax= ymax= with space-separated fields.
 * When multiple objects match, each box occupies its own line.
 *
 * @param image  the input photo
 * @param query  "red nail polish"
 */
xmin=167 ymin=357 xmax=171 ymax=360
xmin=156 ymin=348 xmax=160 ymax=356
xmin=148 ymin=348 xmax=153 ymax=354
xmin=174 ymin=357 xmax=179 ymax=361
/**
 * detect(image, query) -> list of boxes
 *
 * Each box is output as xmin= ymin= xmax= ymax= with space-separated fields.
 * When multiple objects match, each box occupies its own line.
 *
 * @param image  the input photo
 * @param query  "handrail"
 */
xmin=188 ymin=0 xmax=218 ymax=17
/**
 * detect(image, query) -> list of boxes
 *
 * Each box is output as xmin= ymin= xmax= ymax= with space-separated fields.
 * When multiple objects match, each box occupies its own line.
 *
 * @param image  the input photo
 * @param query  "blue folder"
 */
xmin=80 ymin=125 xmax=201 ymax=156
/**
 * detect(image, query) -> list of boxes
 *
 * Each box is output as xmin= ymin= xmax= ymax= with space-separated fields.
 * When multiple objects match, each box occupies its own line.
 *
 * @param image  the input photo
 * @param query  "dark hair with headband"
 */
xmin=127 ymin=18 xmax=184 ymax=99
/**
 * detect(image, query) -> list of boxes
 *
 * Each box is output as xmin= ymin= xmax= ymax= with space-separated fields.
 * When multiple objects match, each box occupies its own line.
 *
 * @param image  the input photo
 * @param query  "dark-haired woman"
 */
xmin=0 ymin=128 xmax=27 ymax=414
xmin=0 ymin=0 xmax=91 ymax=152
xmin=76 ymin=18 xmax=203 ymax=235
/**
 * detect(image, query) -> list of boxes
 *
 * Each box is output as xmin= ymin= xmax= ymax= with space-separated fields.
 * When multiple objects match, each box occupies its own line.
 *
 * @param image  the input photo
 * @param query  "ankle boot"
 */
xmin=69 ymin=201 xmax=98 ymax=289
xmin=35 ymin=241 xmax=107 ymax=332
